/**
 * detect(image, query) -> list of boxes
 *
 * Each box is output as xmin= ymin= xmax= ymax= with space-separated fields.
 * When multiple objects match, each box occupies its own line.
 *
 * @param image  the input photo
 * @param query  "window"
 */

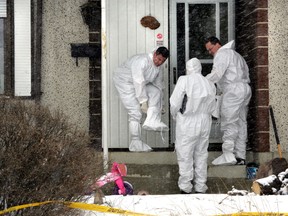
xmin=0 ymin=0 xmax=41 ymax=98
xmin=170 ymin=0 xmax=235 ymax=78
xmin=14 ymin=0 xmax=31 ymax=96
xmin=187 ymin=1 xmax=234 ymax=76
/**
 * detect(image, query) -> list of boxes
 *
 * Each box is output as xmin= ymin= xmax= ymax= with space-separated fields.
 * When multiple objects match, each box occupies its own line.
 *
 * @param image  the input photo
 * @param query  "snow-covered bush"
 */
xmin=0 ymin=98 xmax=103 ymax=215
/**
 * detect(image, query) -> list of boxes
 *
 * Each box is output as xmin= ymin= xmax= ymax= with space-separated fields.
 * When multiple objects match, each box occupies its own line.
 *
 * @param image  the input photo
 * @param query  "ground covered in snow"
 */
xmin=81 ymin=193 xmax=288 ymax=216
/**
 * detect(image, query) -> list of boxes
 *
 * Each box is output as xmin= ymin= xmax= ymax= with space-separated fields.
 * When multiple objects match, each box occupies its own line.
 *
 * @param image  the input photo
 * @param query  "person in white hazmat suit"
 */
xmin=205 ymin=36 xmax=252 ymax=165
xmin=113 ymin=47 xmax=169 ymax=152
xmin=170 ymin=58 xmax=216 ymax=194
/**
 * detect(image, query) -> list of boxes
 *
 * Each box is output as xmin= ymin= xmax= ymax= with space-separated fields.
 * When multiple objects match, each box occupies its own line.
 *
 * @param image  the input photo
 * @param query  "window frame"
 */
xmin=1 ymin=0 xmax=42 ymax=99
xmin=170 ymin=0 xmax=235 ymax=65
xmin=169 ymin=0 xmax=235 ymax=144
xmin=3 ymin=0 xmax=14 ymax=96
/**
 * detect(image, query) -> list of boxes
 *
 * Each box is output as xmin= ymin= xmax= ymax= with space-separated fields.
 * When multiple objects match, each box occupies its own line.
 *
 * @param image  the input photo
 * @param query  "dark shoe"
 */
xmin=180 ymin=190 xmax=191 ymax=194
xmin=194 ymin=191 xmax=205 ymax=194
xmin=235 ymin=158 xmax=246 ymax=165
xmin=194 ymin=191 xmax=204 ymax=194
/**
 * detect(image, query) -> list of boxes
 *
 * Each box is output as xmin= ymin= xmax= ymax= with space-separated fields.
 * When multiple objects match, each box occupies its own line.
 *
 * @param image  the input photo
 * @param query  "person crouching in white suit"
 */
xmin=170 ymin=58 xmax=216 ymax=194
xmin=113 ymin=47 xmax=169 ymax=152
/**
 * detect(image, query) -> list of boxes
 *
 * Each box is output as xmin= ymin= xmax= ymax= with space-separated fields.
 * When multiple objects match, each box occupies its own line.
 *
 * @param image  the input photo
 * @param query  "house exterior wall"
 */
xmin=40 ymin=0 xmax=90 ymax=131
xmin=235 ymin=0 xmax=269 ymax=152
xmin=37 ymin=0 xmax=288 ymax=154
xmin=268 ymin=0 xmax=288 ymax=153
xmin=235 ymin=0 xmax=288 ymax=154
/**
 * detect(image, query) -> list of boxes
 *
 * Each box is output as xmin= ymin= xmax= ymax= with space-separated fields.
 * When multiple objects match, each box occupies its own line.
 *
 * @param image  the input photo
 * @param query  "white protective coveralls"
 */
xmin=206 ymin=40 xmax=252 ymax=165
xmin=170 ymin=58 xmax=216 ymax=193
xmin=113 ymin=51 xmax=168 ymax=152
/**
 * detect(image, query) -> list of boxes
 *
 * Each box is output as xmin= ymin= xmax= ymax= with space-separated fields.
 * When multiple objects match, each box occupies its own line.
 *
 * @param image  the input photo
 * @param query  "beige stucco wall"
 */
xmin=41 ymin=0 xmax=90 ymax=132
xmin=268 ymin=0 xmax=288 ymax=153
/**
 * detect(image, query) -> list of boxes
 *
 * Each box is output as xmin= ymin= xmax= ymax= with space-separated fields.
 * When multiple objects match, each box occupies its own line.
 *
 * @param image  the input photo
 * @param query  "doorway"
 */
xmin=169 ymin=0 xmax=235 ymax=146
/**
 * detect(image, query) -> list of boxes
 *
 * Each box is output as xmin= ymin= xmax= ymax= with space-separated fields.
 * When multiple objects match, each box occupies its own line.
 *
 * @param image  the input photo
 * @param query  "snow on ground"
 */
xmin=81 ymin=193 xmax=288 ymax=216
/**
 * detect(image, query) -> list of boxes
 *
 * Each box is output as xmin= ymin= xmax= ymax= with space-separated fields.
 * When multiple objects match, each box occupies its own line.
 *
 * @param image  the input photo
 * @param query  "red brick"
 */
xmin=255 ymin=66 xmax=269 ymax=89
xmin=256 ymin=47 xmax=268 ymax=65
xmin=255 ymin=36 xmax=268 ymax=47
xmin=254 ymin=132 xmax=270 ymax=152
xmin=255 ymin=106 xmax=269 ymax=131
xmin=256 ymin=23 xmax=268 ymax=36
xmin=256 ymin=89 xmax=269 ymax=106
xmin=256 ymin=0 xmax=268 ymax=8
xmin=256 ymin=9 xmax=268 ymax=22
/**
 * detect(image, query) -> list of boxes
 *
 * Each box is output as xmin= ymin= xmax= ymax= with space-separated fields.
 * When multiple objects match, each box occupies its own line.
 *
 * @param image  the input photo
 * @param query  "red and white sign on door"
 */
xmin=156 ymin=33 xmax=163 ymax=46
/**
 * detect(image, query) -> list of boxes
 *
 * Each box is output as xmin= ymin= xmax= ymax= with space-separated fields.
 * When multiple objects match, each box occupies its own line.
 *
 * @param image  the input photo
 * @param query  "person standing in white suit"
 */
xmin=170 ymin=58 xmax=216 ymax=194
xmin=113 ymin=47 xmax=169 ymax=152
xmin=205 ymin=36 xmax=252 ymax=165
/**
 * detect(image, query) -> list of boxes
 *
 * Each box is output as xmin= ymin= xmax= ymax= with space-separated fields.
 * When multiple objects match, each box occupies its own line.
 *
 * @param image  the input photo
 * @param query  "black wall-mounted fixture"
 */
xmin=80 ymin=1 xmax=101 ymax=30
xmin=70 ymin=43 xmax=101 ymax=66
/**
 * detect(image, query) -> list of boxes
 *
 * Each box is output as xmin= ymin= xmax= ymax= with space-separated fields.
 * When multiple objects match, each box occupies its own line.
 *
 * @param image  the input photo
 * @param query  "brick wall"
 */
xmin=84 ymin=0 xmax=102 ymax=150
xmin=235 ymin=0 xmax=269 ymax=152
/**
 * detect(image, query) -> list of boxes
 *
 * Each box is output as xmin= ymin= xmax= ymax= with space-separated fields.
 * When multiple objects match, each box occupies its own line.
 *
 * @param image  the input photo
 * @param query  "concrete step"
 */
xmin=208 ymin=165 xmax=246 ymax=178
xmin=99 ymin=163 xmax=252 ymax=195
xmin=100 ymin=151 xmax=284 ymax=194
xmin=108 ymin=152 xmax=248 ymax=178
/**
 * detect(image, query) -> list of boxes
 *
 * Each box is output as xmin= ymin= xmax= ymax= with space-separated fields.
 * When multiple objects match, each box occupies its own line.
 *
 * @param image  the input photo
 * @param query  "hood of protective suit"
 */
xmin=186 ymin=58 xmax=202 ymax=75
xmin=221 ymin=40 xmax=235 ymax=50
xmin=170 ymin=58 xmax=216 ymax=117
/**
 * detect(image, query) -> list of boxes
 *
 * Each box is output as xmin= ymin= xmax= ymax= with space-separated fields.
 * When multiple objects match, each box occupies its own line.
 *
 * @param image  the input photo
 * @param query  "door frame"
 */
xmin=169 ymin=0 xmax=235 ymax=144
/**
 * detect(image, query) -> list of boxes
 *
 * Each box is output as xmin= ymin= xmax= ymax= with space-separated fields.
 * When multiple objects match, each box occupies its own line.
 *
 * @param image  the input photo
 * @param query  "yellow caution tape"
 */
xmin=217 ymin=213 xmax=288 ymax=216
xmin=1 ymin=201 xmax=287 ymax=216
xmin=0 ymin=200 xmax=155 ymax=216
xmin=0 ymin=201 xmax=54 ymax=215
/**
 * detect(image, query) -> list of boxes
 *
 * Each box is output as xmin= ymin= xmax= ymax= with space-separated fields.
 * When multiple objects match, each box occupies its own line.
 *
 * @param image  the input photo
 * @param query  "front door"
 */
xmin=169 ymin=0 xmax=235 ymax=146
xmin=106 ymin=0 xmax=170 ymax=149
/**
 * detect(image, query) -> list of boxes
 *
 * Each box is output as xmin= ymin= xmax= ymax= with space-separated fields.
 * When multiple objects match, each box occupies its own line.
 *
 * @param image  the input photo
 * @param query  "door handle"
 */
xmin=173 ymin=67 xmax=177 ymax=84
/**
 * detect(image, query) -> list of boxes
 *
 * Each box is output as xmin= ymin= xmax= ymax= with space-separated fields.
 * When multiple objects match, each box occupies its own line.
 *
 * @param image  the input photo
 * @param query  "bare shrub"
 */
xmin=0 ymin=98 xmax=103 ymax=215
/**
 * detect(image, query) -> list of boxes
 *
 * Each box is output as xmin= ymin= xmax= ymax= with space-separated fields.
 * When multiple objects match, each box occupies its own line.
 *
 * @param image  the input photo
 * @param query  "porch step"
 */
xmin=109 ymin=152 xmax=246 ymax=178
xmin=100 ymin=163 xmax=252 ymax=195
xmin=100 ymin=151 xmax=282 ymax=194
xmin=207 ymin=165 xmax=246 ymax=178
xmin=108 ymin=152 xmax=247 ymax=178
xmin=123 ymin=164 xmax=247 ymax=179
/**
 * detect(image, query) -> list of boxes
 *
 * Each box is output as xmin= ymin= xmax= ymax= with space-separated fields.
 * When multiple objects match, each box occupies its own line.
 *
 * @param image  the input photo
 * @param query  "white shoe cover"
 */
xmin=129 ymin=140 xmax=153 ymax=152
xmin=212 ymin=152 xmax=237 ymax=165
xmin=143 ymin=121 xmax=169 ymax=131
xmin=142 ymin=107 xmax=169 ymax=131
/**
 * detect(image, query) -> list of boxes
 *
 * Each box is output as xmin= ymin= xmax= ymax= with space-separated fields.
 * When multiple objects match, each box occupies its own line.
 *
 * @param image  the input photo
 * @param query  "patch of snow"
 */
xmin=81 ymin=193 xmax=288 ymax=216
xmin=256 ymin=175 xmax=277 ymax=186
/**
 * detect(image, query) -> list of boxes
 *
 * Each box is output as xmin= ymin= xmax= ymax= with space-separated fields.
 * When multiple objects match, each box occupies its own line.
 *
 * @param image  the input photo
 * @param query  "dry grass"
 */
xmin=0 ymin=98 xmax=103 ymax=215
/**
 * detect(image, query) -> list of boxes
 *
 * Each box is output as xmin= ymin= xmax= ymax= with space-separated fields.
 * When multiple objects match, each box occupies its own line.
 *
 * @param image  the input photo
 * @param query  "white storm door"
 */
xmin=106 ymin=0 xmax=170 ymax=149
